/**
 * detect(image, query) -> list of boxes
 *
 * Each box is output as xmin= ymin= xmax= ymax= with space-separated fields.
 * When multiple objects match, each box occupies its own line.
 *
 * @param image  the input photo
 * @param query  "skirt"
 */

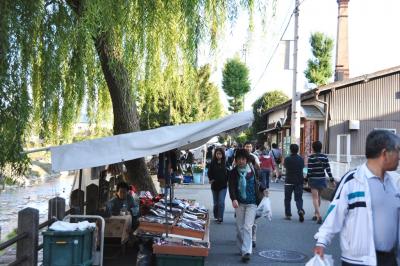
xmin=308 ymin=178 xmax=327 ymax=190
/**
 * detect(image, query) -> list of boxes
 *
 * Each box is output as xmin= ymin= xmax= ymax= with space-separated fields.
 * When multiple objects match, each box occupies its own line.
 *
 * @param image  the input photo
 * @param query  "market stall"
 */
xmin=43 ymin=111 xmax=254 ymax=265
xmin=136 ymin=196 xmax=210 ymax=265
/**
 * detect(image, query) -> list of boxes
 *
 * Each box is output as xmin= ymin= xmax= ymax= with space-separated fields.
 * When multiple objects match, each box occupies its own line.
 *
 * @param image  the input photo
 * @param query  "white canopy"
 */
xmin=51 ymin=111 xmax=254 ymax=172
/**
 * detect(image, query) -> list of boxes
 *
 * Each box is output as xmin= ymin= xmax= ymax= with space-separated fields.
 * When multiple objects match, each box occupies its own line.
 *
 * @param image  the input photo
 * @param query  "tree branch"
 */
xmin=65 ymin=0 xmax=81 ymax=16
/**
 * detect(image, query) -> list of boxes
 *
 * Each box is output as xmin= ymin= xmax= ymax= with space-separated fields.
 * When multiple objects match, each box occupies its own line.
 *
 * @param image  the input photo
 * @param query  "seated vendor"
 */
xmin=105 ymin=181 xmax=139 ymax=221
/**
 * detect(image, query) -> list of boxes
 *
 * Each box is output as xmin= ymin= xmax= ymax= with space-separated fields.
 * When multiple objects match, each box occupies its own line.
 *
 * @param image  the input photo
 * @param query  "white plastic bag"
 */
xmin=49 ymin=221 xmax=96 ymax=231
xmin=256 ymin=197 xmax=272 ymax=221
xmin=305 ymin=254 xmax=334 ymax=266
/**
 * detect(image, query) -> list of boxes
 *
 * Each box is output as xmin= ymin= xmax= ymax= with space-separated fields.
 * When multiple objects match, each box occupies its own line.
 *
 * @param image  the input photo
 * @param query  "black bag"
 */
xmin=255 ymin=181 xmax=265 ymax=206
xmin=249 ymin=164 xmax=264 ymax=205
xmin=271 ymin=150 xmax=281 ymax=164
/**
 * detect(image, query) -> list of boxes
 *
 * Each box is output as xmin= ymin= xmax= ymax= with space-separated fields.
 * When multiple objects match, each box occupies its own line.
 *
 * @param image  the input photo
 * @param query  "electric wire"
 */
xmin=251 ymin=0 xmax=307 ymax=91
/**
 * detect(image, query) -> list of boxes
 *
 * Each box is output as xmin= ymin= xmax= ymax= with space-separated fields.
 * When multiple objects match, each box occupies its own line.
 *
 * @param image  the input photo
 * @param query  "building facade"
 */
xmin=260 ymin=66 xmax=400 ymax=160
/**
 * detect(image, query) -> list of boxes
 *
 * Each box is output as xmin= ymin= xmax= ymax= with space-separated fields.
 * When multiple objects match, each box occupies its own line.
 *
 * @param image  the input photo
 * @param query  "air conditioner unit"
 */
xmin=349 ymin=120 xmax=360 ymax=130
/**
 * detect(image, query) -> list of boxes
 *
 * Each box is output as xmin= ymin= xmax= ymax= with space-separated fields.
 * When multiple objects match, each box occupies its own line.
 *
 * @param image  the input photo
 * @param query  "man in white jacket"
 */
xmin=314 ymin=130 xmax=400 ymax=266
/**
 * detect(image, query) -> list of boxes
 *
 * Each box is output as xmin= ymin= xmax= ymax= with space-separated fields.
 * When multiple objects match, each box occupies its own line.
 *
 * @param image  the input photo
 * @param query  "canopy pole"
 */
xmin=202 ymin=144 xmax=207 ymax=185
xmin=21 ymin=147 xmax=51 ymax=155
xmin=78 ymin=169 xmax=83 ymax=191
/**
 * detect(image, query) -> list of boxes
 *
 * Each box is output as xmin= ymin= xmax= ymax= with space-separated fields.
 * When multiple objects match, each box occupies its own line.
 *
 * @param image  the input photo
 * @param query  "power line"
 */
xmin=251 ymin=0 xmax=307 ymax=91
xmin=251 ymin=12 xmax=294 ymax=91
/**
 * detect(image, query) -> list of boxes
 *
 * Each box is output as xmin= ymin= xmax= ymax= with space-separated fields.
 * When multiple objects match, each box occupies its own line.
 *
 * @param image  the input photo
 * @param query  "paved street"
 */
xmin=175 ymin=181 xmax=341 ymax=265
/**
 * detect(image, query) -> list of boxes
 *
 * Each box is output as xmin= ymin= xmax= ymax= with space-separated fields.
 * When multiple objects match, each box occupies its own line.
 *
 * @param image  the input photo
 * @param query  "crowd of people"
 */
xmin=206 ymin=129 xmax=400 ymax=265
xmin=207 ymin=140 xmax=286 ymax=262
xmin=102 ymin=129 xmax=400 ymax=265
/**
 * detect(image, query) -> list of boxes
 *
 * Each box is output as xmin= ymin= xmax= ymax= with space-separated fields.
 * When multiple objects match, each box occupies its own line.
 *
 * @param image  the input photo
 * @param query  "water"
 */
xmin=0 ymin=173 xmax=75 ymax=241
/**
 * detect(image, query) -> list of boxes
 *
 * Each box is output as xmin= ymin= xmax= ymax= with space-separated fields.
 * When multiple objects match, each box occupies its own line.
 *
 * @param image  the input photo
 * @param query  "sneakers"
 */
xmin=284 ymin=215 xmax=291 ymax=220
xmin=298 ymin=210 xmax=305 ymax=223
xmin=241 ymin=253 xmax=250 ymax=262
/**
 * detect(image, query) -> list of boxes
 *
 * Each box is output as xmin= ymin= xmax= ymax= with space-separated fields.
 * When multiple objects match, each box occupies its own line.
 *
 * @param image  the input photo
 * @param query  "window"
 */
xmin=374 ymin=128 xmax=397 ymax=134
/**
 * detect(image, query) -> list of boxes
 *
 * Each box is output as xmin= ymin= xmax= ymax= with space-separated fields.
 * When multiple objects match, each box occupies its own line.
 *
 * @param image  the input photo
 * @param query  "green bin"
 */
xmin=156 ymin=254 xmax=204 ymax=266
xmin=42 ymin=229 xmax=93 ymax=266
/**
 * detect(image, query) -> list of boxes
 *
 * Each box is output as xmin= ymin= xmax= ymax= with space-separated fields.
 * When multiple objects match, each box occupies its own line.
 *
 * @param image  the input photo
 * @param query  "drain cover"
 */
xmin=259 ymin=249 xmax=307 ymax=263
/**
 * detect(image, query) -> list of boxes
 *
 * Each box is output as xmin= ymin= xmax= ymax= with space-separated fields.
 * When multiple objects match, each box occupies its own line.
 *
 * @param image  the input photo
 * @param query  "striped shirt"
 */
xmin=306 ymin=153 xmax=333 ymax=180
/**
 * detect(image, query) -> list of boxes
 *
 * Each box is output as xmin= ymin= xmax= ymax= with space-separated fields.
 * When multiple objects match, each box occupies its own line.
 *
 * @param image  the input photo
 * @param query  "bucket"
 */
xmin=183 ymin=175 xmax=193 ymax=183
xmin=193 ymin=173 xmax=202 ymax=184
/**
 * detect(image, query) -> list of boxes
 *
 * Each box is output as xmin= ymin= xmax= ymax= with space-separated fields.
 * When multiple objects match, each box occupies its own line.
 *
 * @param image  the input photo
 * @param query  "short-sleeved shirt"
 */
xmin=269 ymin=148 xmax=282 ymax=164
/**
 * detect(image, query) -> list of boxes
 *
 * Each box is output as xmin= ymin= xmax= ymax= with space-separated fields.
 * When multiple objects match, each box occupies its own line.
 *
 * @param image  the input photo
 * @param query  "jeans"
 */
xmin=260 ymin=169 xmax=271 ymax=188
xmin=235 ymin=203 xmax=257 ymax=255
xmin=212 ymin=188 xmax=227 ymax=220
xmin=284 ymin=184 xmax=303 ymax=217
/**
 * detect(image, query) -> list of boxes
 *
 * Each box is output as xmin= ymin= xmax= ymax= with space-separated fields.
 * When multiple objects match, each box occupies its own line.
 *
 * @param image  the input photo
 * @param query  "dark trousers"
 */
xmin=212 ymin=188 xmax=227 ymax=220
xmin=284 ymin=184 xmax=303 ymax=216
xmin=260 ymin=169 xmax=271 ymax=188
xmin=342 ymin=250 xmax=397 ymax=266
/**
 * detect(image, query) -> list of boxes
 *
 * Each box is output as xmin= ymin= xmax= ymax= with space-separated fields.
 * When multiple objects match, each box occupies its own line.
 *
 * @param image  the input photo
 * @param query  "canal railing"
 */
xmin=0 ymin=197 xmax=75 ymax=265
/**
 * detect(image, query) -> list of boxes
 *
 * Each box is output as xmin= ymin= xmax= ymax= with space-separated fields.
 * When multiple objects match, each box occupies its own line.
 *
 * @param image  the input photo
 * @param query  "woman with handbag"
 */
xmin=306 ymin=141 xmax=334 ymax=224
xmin=228 ymin=148 xmax=266 ymax=262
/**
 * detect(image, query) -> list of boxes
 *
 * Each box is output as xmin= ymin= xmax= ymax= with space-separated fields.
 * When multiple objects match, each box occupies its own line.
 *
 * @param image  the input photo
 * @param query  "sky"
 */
xmin=198 ymin=0 xmax=400 ymax=111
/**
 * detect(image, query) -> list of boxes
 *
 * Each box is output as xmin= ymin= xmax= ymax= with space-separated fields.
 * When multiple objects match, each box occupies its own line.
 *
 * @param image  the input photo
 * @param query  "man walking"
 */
xmin=244 ymin=141 xmax=260 ymax=171
xmin=270 ymin=143 xmax=283 ymax=182
xmin=283 ymin=144 xmax=305 ymax=222
xmin=314 ymin=130 xmax=400 ymax=265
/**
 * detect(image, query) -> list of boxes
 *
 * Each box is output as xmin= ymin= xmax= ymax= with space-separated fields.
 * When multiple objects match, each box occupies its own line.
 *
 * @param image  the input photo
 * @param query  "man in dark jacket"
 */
xmin=283 ymin=144 xmax=305 ymax=222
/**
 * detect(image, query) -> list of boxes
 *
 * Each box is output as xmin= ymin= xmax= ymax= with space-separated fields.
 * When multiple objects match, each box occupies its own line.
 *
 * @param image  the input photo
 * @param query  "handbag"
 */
xmin=271 ymin=150 xmax=281 ymax=164
xmin=249 ymin=164 xmax=265 ymax=205
xmin=255 ymin=180 xmax=265 ymax=205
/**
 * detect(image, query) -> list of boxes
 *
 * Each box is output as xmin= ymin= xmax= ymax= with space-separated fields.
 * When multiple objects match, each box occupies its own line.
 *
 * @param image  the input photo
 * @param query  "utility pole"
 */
xmin=241 ymin=44 xmax=247 ymax=64
xmin=291 ymin=0 xmax=301 ymax=145
xmin=242 ymin=44 xmax=247 ymax=111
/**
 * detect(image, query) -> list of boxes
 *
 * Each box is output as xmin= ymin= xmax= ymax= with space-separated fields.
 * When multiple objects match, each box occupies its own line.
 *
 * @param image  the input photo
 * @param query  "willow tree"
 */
xmin=1 ymin=0 xmax=275 ymax=192
xmin=195 ymin=65 xmax=224 ymax=120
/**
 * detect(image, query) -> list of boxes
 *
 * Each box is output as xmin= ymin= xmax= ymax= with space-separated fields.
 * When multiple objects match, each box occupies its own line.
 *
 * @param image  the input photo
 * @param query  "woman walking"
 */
xmin=208 ymin=147 xmax=228 ymax=224
xmin=306 ymin=141 xmax=334 ymax=224
xmin=258 ymin=146 xmax=275 ymax=189
xmin=229 ymin=149 xmax=266 ymax=262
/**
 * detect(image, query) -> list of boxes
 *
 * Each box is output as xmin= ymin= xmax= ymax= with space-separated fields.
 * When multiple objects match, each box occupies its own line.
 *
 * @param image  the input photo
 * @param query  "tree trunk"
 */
xmin=94 ymin=34 xmax=156 ymax=194
xmin=66 ymin=0 xmax=156 ymax=194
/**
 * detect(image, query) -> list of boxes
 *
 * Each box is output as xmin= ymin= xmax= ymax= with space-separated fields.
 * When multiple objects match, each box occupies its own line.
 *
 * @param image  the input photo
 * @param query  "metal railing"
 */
xmin=326 ymin=154 xmax=400 ymax=181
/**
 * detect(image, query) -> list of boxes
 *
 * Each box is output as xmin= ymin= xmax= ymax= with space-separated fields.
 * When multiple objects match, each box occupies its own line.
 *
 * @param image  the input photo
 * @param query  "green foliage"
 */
xmin=138 ymin=64 xmax=223 ymax=130
xmin=234 ymin=129 xmax=251 ymax=145
xmin=0 ymin=0 xmax=276 ymax=176
xmin=304 ymin=32 xmax=334 ymax=86
xmin=195 ymin=65 xmax=224 ymax=120
xmin=251 ymin=90 xmax=289 ymax=143
xmin=192 ymin=165 xmax=204 ymax=173
xmin=222 ymin=57 xmax=251 ymax=113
